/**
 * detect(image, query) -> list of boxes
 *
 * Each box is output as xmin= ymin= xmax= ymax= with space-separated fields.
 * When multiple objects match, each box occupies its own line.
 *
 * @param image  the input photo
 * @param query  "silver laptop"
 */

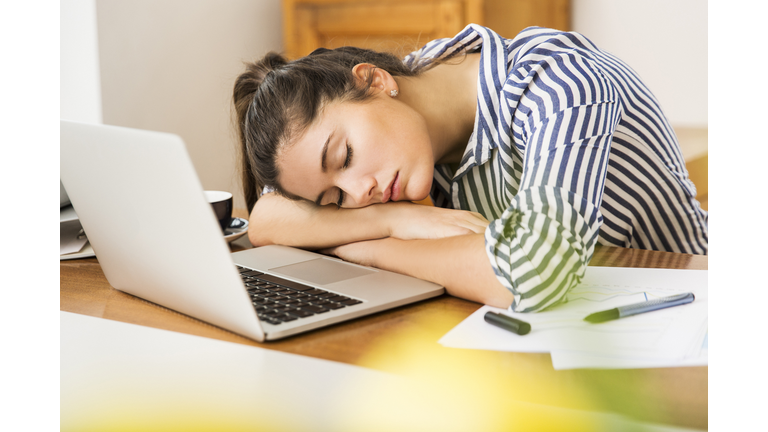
xmin=60 ymin=120 xmax=444 ymax=342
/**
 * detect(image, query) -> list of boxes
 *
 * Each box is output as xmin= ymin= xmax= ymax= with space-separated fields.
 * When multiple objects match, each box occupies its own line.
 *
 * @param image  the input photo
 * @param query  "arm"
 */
xmin=485 ymin=30 xmax=621 ymax=312
xmin=248 ymin=193 xmax=387 ymax=249
xmin=248 ymin=192 xmax=489 ymax=249
xmin=326 ymin=235 xmax=515 ymax=308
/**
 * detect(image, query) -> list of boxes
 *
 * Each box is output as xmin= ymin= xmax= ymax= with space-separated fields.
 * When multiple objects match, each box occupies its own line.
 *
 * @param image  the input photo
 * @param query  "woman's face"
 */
xmin=276 ymin=93 xmax=435 ymax=208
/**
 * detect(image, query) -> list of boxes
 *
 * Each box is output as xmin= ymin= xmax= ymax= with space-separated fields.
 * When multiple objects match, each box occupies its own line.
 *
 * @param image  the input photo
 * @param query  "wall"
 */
xmin=61 ymin=0 xmax=103 ymax=123
xmin=572 ymin=0 xmax=707 ymax=128
xmin=96 ymin=0 xmax=283 ymax=210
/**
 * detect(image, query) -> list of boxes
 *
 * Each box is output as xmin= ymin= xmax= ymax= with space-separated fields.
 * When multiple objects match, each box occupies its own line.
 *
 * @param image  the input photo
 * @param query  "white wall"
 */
xmin=96 ymin=0 xmax=283 ymax=210
xmin=572 ymin=0 xmax=707 ymax=128
xmin=61 ymin=0 xmax=102 ymax=123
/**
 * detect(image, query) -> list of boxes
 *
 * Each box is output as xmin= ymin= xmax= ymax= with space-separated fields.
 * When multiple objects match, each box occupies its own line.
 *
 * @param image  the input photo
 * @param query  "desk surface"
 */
xmin=60 ymin=232 xmax=707 ymax=430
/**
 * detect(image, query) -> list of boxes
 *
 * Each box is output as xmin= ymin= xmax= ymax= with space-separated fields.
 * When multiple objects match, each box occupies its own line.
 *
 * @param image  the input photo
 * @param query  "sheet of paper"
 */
xmin=550 ymin=330 xmax=708 ymax=370
xmin=438 ymin=267 xmax=708 ymax=368
xmin=60 ymin=219 xmax=88 ymax=255
xmin=60 ymin=204 xmax=79 ymax=222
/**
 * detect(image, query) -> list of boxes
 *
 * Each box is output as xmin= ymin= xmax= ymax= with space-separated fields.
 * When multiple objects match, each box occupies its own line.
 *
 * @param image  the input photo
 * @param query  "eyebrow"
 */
xmin=315 ymin=132 xmax=333 ymax=205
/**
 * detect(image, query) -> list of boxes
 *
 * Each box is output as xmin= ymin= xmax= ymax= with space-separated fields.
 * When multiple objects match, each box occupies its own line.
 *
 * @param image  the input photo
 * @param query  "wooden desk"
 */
xmin=60 ymin=227 xmax=707 ymax=430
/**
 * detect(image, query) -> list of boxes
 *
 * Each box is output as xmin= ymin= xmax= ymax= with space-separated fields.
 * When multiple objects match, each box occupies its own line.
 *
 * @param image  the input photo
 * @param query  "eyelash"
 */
xmin=336 ymin=143 xmax=352 ymax=208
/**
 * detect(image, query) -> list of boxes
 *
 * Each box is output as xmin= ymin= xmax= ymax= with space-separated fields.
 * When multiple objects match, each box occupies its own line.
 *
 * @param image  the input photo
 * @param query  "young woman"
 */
xmin=232 ymin=25 xmax=708 ymax=313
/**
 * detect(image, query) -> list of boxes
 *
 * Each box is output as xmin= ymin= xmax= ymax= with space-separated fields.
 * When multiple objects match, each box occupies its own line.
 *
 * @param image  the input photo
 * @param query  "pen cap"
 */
xmin=484 ymin=312 xmax=531 ymax=335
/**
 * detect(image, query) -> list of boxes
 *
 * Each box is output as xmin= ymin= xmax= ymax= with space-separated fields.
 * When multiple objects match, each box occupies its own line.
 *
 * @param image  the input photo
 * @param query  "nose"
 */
xmin=342 ymin=174 xmax=377 ymax=207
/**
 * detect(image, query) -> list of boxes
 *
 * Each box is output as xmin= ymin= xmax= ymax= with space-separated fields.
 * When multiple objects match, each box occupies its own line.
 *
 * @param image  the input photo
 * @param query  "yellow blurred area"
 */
xmin=327 ymin=313 xmax=658 ymax=432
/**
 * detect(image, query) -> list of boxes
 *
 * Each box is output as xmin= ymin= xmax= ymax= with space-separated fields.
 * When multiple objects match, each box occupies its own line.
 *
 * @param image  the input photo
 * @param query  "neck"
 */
xmin=395 ymin=53 xmax=480 ymax=165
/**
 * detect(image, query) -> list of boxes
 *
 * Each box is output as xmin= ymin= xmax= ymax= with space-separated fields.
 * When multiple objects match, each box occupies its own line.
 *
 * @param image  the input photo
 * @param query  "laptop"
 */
xmin=60 ymin=120 xmax=444 ymax=342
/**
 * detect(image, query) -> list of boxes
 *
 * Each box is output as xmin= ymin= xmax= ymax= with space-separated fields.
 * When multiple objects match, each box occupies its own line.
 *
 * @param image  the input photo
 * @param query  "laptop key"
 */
xmin=311 ymin=300 xmax=332 ymax=307
xmin=327 ymin=295 xmax=350 ymax=302
xmin=278 ymin=299 xmax=300 ymax=305
xmin=299 ymin=305 xmax=329 ymax=314
xmin=325 ymin=302 xmax=346 ymax=310
xmin=256 ymin=274 xmax=315 ymax=292
xmin=284 ymin=285 xmax=313 ymax=292
xmin=242 ymin=271 xmax=265 ymax=277
xmin=287 ymin=309 xmax=313 ymax=318
xmin=340 ymin=299 xmax=362 ymax=306
xmin=303 ymin=289 xmax=327 ymax=296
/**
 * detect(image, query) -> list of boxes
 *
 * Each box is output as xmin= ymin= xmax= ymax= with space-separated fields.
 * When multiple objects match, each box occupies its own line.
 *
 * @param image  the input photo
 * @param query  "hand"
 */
xmin=380 ymin=202 xmax=489 ymax=240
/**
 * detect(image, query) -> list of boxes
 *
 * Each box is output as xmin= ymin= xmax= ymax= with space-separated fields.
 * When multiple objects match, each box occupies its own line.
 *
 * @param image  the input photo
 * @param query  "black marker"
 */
xmin=484 ymin=311 xmax=531 ymax=335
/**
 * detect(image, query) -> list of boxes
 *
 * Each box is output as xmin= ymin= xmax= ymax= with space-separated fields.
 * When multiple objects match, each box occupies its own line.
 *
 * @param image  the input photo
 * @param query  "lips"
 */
xmin=381 ymin=172 xmax=399 ymax=204
xmin=390 ymin=172 xmax=400 ymax=202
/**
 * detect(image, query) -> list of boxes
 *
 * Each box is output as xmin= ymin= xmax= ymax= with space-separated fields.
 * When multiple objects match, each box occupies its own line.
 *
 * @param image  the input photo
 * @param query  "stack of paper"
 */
xmin=60 ymin=205 xmax=94 ymax=260
xmin=439 ymin=267 xmax=708 ymax=370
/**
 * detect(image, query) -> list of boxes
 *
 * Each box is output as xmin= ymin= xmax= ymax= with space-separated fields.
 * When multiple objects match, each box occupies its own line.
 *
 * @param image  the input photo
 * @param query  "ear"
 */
xmin=351 ymin=63 xmax=398 ymax=96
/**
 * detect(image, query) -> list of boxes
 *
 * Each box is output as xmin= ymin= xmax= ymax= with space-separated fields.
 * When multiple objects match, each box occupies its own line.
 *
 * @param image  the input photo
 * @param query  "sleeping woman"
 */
xmin=232 ymin=25 xmax=708 ymax=313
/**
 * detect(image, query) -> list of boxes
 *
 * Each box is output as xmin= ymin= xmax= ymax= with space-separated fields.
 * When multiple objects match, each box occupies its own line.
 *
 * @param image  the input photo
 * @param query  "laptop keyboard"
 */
xmin=237 ymin=266 xmax=363 ymax=325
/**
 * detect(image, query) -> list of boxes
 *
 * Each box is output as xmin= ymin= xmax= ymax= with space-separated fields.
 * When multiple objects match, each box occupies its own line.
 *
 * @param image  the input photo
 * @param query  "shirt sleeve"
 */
xmin=485 ymin=38 xmax=622 ymax=312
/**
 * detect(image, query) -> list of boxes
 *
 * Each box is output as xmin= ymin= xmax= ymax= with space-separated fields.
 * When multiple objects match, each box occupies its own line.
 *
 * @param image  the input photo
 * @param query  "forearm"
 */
xmin=248 ymin=194 xmax=390 ymax=249
xmin=361 ymin=235 xmax=515 ymax=308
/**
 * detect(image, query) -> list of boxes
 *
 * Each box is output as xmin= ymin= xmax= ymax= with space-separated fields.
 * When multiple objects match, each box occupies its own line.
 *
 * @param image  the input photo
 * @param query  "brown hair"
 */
xmin=233 ymin=47 xmax=424 ymax=212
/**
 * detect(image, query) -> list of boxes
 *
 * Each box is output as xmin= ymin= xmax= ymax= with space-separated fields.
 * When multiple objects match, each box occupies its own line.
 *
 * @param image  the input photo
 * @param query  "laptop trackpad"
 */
xmin=269 ymin=258 xmax=375 ymax=285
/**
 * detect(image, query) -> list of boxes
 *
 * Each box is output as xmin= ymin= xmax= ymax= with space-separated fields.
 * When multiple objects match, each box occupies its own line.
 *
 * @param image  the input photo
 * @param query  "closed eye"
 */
xmin=342 ymin=142 xmax=352 ymax=169
xmin=335 ymin=143 xmax=352 ymax=208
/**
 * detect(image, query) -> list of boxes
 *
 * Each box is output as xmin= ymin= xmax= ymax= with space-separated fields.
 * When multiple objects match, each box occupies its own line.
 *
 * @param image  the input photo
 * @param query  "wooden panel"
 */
xmin=295 ymin=6 xmax=321 ymax=60
xmin=315 ymin=2 xmax=437 ymax=34
xmin=320 ymin=34 xmax=436 ymax=57
xmin=435 ymin=0 xmax=465 ymax=38
xmin=284 ymin=0 xmax=520 ymax=59
xmin=464 ymin=0 xmax=484 ymax=24
xmin=686 ymin=154 xmax=708 ymax=211
xmin=675 ymin=127 xmax=708 ymax=212
xmin=284 ymin=0 xmax=570 ymax=59
xmin=484 ymin=0 xmax=571 ymax=38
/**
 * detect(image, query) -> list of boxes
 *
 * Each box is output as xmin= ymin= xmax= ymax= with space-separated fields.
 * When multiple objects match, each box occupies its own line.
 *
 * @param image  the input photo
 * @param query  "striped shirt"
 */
xmin=404 ymin=26 xmax=708 ymax=312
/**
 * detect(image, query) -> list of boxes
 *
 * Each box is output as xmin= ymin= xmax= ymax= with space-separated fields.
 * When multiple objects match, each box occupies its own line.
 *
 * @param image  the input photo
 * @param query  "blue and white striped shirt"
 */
xmin=404 ymin=26 xmax=708 ymax=312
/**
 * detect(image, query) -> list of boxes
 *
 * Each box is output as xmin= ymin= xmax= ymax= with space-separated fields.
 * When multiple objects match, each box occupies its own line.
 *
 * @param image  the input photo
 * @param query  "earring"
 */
xmin=389 ymin=89 xmax=398 ymax=97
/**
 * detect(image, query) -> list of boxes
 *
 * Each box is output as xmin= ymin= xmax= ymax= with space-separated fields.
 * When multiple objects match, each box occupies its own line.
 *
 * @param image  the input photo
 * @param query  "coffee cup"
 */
xmin=205 ymin=191 xmax=233 ymax=232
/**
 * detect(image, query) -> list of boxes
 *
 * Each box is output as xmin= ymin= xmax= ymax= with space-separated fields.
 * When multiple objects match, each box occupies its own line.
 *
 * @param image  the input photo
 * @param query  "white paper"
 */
xmin=550 ymin=330 xmax=708 ymax=370
xmin=439 ymin=267 xmax=708 ymax=369
xmin=60 ymin=219 xmax=88 ymax=255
